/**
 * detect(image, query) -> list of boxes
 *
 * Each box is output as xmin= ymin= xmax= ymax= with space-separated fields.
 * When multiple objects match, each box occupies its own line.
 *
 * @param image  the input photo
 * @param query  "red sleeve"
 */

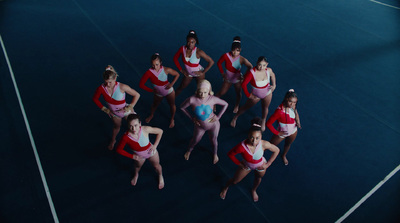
xmin=92 ymin=86 xmax=104 ymax=109
xmin=217 ymin=54 xmax=227 ymax=74
xmin=227 ymin=143 xmax=243 ymax=165
xmin=116 ymin=134 xmax=133 ymax=159
xmin=241 ymin=71 xmax=252 ymax=98
xmin=173 ymin=47 xmax=183 ymax=71
xmin=139 ymin=70 xmax=154 ymax=93
xmin=266 ymin=109 xmax=281 ymax=135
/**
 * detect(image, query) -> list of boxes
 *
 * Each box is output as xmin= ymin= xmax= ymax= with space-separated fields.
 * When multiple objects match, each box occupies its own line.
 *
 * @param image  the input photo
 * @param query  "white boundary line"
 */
xmin=335 ymin=164 xmax=400 ymax=222
xmin=370 ymin=0 xmax=400 ymax=9
xmin=0 ymin=35 xmax=59 ymax=223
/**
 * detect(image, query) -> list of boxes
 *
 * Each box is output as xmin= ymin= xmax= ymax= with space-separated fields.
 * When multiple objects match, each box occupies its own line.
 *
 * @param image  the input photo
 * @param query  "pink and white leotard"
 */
xmin=93 ymin=82 xmax=135 ymax=118
xmin=241 ymin=68 xmax=271 ymax=99
xmin=115 ymin=127 xmax=156 ymax=159
xmin=174 ymin=46 xmax=204 ymax=77
xmin=228 ymin=140 xmax=267 ymax=170
xmin=139 ymin=66 xmax=174 ymax=97
xmin=266 ymin=104 xmax=298 ymax=138
xmin=217 ymin=52 xmax=242 ymax=84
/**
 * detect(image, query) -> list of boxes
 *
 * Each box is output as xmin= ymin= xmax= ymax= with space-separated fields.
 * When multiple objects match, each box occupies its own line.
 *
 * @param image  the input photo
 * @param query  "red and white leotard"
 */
xmin=93 ymin=82 xmax=134 ymax=118
xmin=227 ymin=140 xmax=266 ymax=170
xmin=217 ymin=52 xmax=242 ymax=84
xmin=115 ymin=127 xmax=155 ymax=159
xmin=173 ymin=46 xmax=203 ymax=77
xmin=241 ymin=68 xmax=271 ymax=99
xmin=139 ymin=66 xmax=173 ymax=97
xmin=266 ymin=104 xmax=297 ymax=138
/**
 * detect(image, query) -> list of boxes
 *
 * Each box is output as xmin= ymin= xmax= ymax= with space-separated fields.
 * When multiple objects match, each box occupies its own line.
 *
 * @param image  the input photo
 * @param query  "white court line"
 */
xmin=184 ymin=1 xmax=400 ymax=222
xmin=336 ymin=164 xmax=400 ymax=222
xmin=0 ymin=35 xmax=59 ymax=223
xmin=370 ymin=0 xmax=400 ymax=9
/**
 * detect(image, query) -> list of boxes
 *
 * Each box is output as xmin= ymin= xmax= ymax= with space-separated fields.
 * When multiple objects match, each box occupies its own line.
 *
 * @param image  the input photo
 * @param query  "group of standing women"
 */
xmin=92 ymin=30 xmax=302 ymax=201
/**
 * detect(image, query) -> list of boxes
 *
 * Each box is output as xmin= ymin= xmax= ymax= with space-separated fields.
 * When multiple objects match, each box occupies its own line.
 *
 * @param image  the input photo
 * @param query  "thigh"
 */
xmin=285 ymin=131 xmax=298 ymax=145
xmin=270 ymin=134 xmax=284 ymax=146
xmin=261 ymin=93 xmax=273 ymax=107
xmin=112 ymin=116 xmax=122 ymax=127
xmin=232 ymin=166 xmax=251 ymax=183
xmin=165 ymin=91 xmax=176 ymax=106
xmin=148 ymin=150 xmax=160 ymax=166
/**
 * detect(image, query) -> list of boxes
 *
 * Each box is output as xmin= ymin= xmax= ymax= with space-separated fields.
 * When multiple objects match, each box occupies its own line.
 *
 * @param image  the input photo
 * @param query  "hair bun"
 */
xmin=289 ymin=89 xmax=295 ymax=92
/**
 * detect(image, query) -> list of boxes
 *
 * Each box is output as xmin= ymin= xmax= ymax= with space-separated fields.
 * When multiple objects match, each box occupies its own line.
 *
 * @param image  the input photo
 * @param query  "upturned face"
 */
xmin=197 ymin=88 xmax=210 ymax=99
xmin=231 ymin=48 xmax=241 ymax=57
xmin=186 ymin=37 xmax=196 ymax=50
xmin=248 ymin=130 xmax=262 ymax=147
xmin=256 ymin=61 xmax=268 ymax=71
xmin=286 ymin=97 xmax=298 ymax=109
xmin=129 ymin=119 xmax=141 ymax=134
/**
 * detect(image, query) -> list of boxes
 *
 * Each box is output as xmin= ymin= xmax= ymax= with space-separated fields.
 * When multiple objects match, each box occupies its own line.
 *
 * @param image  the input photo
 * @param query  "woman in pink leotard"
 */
xmin=266 ymin=89 xmax=302 ymax=165
xmin=115 ymin=114 xmax=165 ymax=189
xmin=215 ymin=36 xmax=253 ymax=113
xmin=220 ymin=117 xmax=279 ymax=202
xmin=231 ymin=56 xmax=276 ymax=131
xmin=180 ymin=79 xmax=228 ymax=164
xmin=173 ymin=30 xmax=214 ymax=96
xmin=139 ymin=53 xmax=180 ymax=128
xmin=93 ymin=65 xmax=140 ymax=150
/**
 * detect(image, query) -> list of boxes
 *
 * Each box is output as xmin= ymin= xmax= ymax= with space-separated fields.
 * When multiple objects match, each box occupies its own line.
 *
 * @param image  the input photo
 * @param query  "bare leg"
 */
xmin=131 ymin=158 xmax=145 ymax=186
xmin=231 ymin=97 xmax=259 ymax=127
xmin=216 ymin=81 xmax=232 ymax=98
xmin=282 ymin=131 xmax=298 ymax=165
xmin=109 ymin=116 xmax=122 ymax=150
xmin=220 ymin=167 xmax=251 ymax=200
xmin=146 ymin=94 xmax=163 ymax=123
xmin=252 ymin=169 xmax=267 ymax=202
xmin=148 ymin=151 xmax=164 ymax=189
xmin=233 ymin=82 xmax=242 ymax=113
xmin=165 ymin=91 xmax=176 ymax=128
xmin=175 ymin=76 xmax=193 ymax=96
xmin=260 ymin=93 xmax=273 ymax=132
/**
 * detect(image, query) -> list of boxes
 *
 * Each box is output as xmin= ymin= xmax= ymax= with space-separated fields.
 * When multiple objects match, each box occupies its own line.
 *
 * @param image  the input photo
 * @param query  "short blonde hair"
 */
xmin=196 ymin=79 xmax=214 ymax=96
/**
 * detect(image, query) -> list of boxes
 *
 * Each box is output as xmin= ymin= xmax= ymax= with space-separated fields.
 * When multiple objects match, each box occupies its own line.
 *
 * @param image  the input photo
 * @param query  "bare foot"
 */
xmin=169 ymin=119 xmax=175 ymax=128
xmin=213 ymin=154 xmax=219 ymax=164
xmin=158 ymin=175 xmax=165 ymax=189
xmin=252 ymin=190 xmax=259 ymax=202
xmin=233 ymin=106 xmax=239 ymax=113
xmin=108 ymin=140 xmax=116 ymax=150
xmin=282 ymin=156 xmax=289 ymax=166
xmin=184 ymin=150 xmax=191 ymax=160
xmin=230 ymin=117 xmax=237 ymax=128
xmin=131 ymin=174 xmax=139 ymax=186
xmin=261 ymin=122 xmax=266 ymax=132
xmin=145 ymin=114 xmax=153 ymax=123
xmin=220 ymin=188 xmax=228 ymax=200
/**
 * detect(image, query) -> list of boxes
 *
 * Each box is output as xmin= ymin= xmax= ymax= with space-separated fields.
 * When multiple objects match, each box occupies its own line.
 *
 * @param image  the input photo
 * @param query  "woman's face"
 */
xmin=231 ymin=48 xmax=241 ymax=57
xmin=256 ymin=61 xmax=268 ymax=71
xmin=286 ymin=97 xmax=298 ymax=109
xmin=186 ymin=37 xmax=196 ymax=50
xmin=104 ymin=76 xmax=116 ymax=88
xmin=129 ymin=119 xmax=141 ymax=134
xmin=248 ymin=131 xmax=262 ymax=147
xmin=197 ymin=88 xmax=210 ymax=99
xmin=152 ymin=58 xmax=161 ymax=71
